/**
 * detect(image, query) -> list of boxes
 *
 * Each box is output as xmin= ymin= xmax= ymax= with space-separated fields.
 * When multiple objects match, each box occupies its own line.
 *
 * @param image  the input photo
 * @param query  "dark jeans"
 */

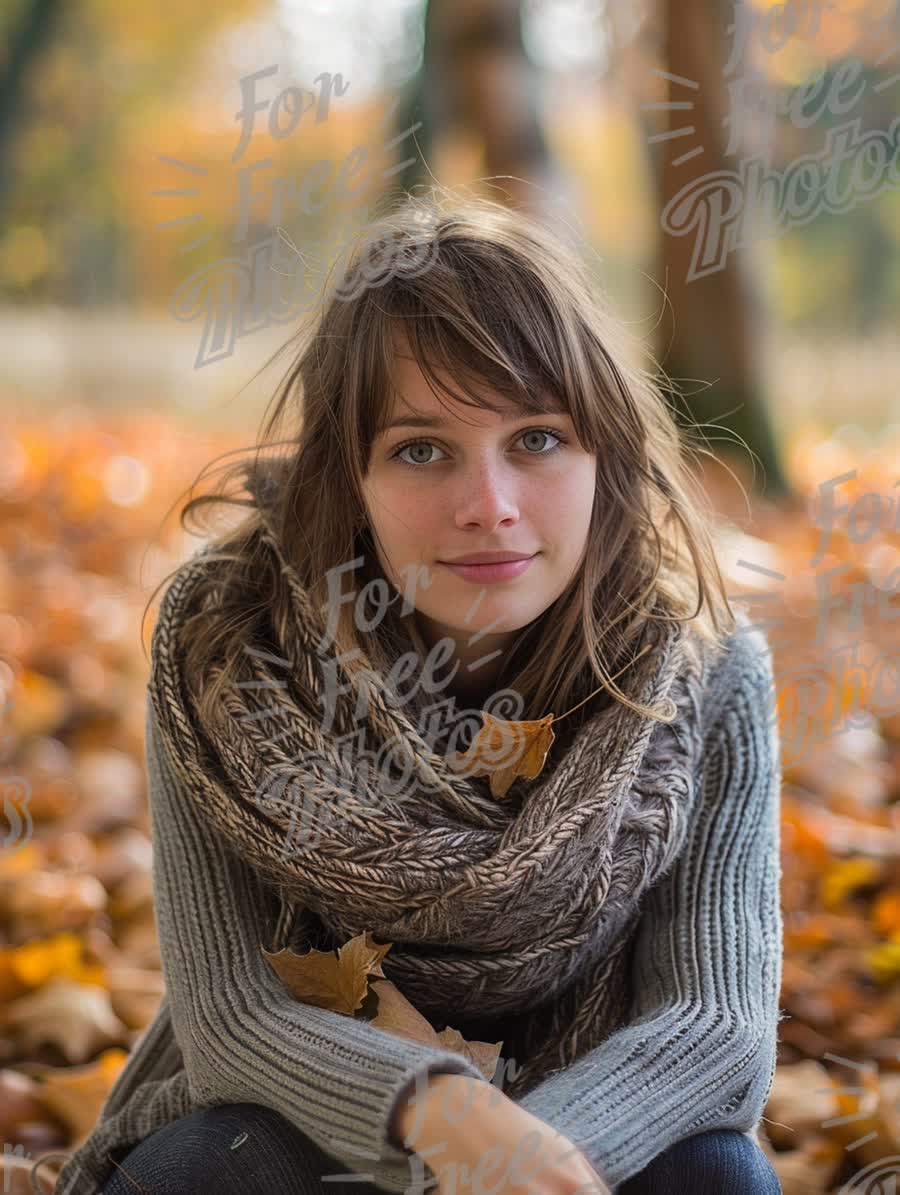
xmin=99 ymin=1102 xmax=783 ymax=1194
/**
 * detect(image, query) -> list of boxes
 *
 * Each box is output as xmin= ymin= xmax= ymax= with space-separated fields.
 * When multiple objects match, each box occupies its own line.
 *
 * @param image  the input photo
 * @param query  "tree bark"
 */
xmin=0 ymin=0 xmax=65 ymax=223
xmin=392 ymin=0 xmax=574 ymax=224
xmin=653 ymin=0 xmax=792 ymax=500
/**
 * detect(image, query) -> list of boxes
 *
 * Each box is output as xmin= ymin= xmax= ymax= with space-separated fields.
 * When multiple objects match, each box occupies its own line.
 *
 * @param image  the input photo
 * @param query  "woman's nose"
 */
xmin=452 ymin=460 xmax=520 ymax=527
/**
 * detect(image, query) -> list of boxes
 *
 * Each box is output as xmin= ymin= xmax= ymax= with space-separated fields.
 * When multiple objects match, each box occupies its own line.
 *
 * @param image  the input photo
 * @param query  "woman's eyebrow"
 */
xmin=382 ymin=408 xmax=568 ymax=433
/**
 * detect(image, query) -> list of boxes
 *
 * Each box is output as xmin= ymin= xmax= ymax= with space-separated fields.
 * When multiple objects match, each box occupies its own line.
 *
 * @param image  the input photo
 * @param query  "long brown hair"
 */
xmin=143 ymin=188 xmax=738 ymax=739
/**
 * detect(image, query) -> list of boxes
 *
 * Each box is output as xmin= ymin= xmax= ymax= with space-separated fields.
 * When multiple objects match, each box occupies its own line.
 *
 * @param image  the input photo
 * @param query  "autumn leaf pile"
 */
xmin=1 ymin=410 xmax=899 ymax=1194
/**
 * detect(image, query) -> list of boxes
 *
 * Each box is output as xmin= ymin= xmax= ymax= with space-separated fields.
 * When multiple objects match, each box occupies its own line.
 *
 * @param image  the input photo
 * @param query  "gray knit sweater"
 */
xmin=53 ymin=620 xmax=784 ymax=1194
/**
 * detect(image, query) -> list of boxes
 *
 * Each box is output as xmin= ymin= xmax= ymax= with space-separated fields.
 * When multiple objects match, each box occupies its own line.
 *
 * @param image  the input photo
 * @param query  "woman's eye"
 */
xmin=396 ymin=441 xmax=448 ymax=467
xmin=392 ymin=428 xmax=566 ymax=469
xmin=520 ymin=429 xmax=563 ymax=455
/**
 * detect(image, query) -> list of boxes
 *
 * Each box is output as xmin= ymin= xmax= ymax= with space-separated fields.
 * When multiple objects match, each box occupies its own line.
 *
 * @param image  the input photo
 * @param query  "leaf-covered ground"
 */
xmin=1 ymin=410 xmax=898 ymax=1194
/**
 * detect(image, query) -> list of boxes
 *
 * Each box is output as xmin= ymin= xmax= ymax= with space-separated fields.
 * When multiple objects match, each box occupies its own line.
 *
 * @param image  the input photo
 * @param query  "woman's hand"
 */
xmin=405 ymin=1074 xmax=612 ymax=1195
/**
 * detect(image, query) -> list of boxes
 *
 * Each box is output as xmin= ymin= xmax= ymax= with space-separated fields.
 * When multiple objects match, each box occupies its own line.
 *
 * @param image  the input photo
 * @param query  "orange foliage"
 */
xmin=0 ymin=412 xmax=898 ymax=1194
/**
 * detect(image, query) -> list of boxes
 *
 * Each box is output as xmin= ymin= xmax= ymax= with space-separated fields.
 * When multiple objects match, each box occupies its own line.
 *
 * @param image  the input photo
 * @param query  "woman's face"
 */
xmin=361 ymin=337 xmax=597 ymax=706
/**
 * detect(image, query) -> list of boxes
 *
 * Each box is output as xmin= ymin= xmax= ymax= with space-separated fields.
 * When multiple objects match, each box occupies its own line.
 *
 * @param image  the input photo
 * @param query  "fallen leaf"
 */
xmin=872 ymin=888 xmax=900 ymax=937
xmin=7 ymin=669 xmax=70 ymax=738
xmin=865 ymin=941 xmax=900 ymax=984
xmin=261 ymin=930 xmax=392 ymax=1014
xmin=1 ymin=932 xmax=105 ymax=993
xmin=435 ymin=1024 xmax=504 ymax=1082
xmin=23 ymin=1048 xmax=128 ymax=1144
xmin=766 ymin=1139 xmax=841 ymax=1195
xmin=262 ymin=932 xmax=503 ymax=1080
xmin=449 ymin=713 xmax=556 ymax=798
xmin=367 ymin=975 xmax=441 ymax=1045
xmin=1 ymin=977 xmax=129 ymax=1064
xmin=104 ymin=964 xmax=166 ymax=1029
xmin=822 ymin=1057 xmax=890 ymax=1170
xmin=2 ymin=871 xmax=107 ymax=940
xmin=0 ymin=1068 xmax=55 ymax=1139
xmin=819 ymin=857 xmax=884 ymax=911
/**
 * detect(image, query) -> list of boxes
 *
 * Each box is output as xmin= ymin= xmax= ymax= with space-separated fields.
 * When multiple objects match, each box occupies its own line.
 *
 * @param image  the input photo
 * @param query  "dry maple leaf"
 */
xmin=435 ymin=1024 xmax=504 ymax=1081
xmin=363 ymin=978 xmax=503 ymax=1081
xmin=261 ymin=930 xmax=392 ymax=1015
xmin=448 ymin=646 xmax=653 ymax=799
xmin=366 ymin=975 xmax=442 ymax=1044
xmin=449 ymin=713 xmax=556 ymax=798
xmin=262 ymin=932 xmax=503 ymax=1081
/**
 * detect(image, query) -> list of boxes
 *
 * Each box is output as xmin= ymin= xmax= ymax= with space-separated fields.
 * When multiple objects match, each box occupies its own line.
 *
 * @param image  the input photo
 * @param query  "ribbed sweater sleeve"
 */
xmin=141 ymin=701 xmax=487 ymax=1193
xmin=514 ymin=627 xmax=785 ymax=1189
xmin=53 ymin=1003 xmax=197 ymax=1195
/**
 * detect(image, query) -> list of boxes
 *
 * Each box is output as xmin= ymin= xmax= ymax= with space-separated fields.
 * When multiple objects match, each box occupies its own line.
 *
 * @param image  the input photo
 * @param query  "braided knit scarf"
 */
xmin=147 ymin=523 xmax=716 ymax=1102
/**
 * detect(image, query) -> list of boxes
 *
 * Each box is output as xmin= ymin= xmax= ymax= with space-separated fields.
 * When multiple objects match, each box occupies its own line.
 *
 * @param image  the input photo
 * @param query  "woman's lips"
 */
xmin=438 ymin=555 xmax=536 ymax=584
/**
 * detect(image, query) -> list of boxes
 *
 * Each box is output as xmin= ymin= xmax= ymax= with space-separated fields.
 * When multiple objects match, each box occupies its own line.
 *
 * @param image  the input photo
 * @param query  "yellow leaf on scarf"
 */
xmin=261 ymin=932 xmax=503 ymax=1081
xmin=448 ymin=712 xmax=557 ymax=799
xmin=443 ymin=645 xmax=654 ymax=799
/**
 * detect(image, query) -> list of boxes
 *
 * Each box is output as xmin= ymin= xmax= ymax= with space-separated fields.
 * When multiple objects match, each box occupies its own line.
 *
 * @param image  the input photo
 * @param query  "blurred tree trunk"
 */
xmin=393 ymin=0 xmax=792 ymax=499
xmin=654 ymin=0 xmax=793 ymax=500
xmin=0 ymin=0 xmax=64 ymax=221
xmin=393 ymin=0 xmax=575 ymax=224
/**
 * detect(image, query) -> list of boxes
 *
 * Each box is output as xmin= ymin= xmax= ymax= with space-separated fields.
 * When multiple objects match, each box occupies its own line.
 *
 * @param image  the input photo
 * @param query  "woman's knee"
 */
xmin=99 ymin=1102 xmax=332 ymax=1194
xmin=617 ymin=1128 xmax=782 ymax=1195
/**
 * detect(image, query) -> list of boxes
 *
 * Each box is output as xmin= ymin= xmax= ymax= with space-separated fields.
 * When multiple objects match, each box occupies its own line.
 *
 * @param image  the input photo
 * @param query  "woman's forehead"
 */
xmin=380 ymin=384 xmax=567 ymax=435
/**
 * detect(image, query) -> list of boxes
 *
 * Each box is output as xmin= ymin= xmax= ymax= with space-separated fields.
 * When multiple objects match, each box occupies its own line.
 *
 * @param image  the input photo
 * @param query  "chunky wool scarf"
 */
xmin=147 ymin=519 xmax=716 ymax=1101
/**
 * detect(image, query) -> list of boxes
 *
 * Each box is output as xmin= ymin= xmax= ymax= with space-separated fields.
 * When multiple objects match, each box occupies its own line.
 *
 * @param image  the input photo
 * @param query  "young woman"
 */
xmin=55 ymin=192 xmax=784 ymax=1195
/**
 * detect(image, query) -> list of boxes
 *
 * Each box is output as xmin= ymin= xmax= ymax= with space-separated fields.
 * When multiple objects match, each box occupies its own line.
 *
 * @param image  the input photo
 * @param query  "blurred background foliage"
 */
xmin=1 ymin=0 xmax=899 ymax=322
xmin=0 ymin=0 xmax=898 ymax=486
